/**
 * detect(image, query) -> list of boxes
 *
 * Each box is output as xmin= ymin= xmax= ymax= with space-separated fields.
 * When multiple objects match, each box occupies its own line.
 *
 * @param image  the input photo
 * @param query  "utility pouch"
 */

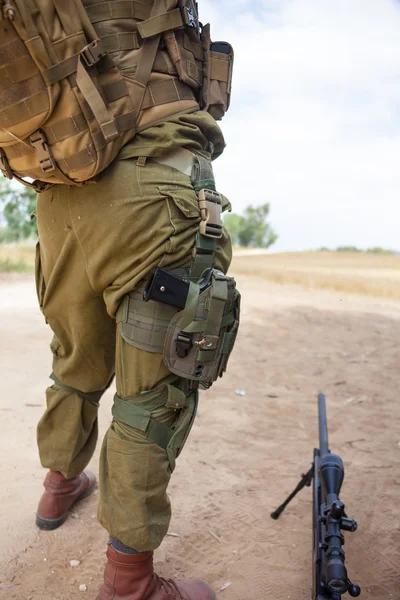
xmin=162 ymin=0 xmax=204 ymax=90
xmin=163 ymin=269 xmax=240 ymax=387
xmin=200 ymin=25 xmax=234 ymax=120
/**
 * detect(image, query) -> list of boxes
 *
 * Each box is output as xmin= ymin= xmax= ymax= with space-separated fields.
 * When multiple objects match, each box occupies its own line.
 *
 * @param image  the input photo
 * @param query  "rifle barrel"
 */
xmin=318 ymin=393 xmax=329 ymax=456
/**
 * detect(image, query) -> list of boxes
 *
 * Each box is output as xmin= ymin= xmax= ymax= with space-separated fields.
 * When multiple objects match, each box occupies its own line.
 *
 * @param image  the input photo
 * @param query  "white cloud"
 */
xmin=200 ymin=0 xmax=400 ymax=250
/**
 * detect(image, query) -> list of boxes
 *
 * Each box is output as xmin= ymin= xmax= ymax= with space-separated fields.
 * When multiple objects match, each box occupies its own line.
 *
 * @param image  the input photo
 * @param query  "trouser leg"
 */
xmin=35 ymin=188 xmax=116 ymax=479
xmin=35 ymin=155 xmax=232 ymax=545
xmin=98 ymin=333 xmax=185 ymax=551
xmin=37 ymin=373 xmax=114 ymax=479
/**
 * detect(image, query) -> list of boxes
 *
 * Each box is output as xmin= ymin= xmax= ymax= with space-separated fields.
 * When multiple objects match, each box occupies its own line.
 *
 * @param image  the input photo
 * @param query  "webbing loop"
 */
xmin=49 ymin=372 xmax=106 ymax=406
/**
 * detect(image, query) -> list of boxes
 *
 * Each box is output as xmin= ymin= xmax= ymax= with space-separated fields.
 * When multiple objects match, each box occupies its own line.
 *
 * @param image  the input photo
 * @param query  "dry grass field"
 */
xmin=2 ymin=245 xmax=400 ymax=300
xmin=232 ymin=251 xmax=400 ymax=300
xmin=0 ymin=243 xmax=35 ymax=272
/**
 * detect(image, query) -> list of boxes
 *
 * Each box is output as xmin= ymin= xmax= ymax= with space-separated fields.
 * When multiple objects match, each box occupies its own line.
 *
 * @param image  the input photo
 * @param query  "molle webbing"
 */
xmin=117 ymin=282 xmax=179 ymax=354
xmin=85 ymin=1 xmax=153 ymax=23
xmin=117 ymin=271 xmax=190 ymax=353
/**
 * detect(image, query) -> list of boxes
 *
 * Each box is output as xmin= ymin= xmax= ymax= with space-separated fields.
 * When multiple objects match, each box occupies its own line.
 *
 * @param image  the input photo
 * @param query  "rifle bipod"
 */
xmin=270 ymin=465 xmax=314 ymax=520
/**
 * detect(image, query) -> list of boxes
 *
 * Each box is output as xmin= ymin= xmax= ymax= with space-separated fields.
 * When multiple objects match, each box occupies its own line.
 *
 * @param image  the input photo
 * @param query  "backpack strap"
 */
xmin=76 ymin=50 xmax=119 ymax=143
xmin=130 ymin=1 xmax=171 ymax=118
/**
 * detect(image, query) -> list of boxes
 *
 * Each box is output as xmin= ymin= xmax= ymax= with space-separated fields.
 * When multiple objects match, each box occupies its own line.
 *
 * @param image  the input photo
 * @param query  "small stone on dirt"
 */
xmin=79 ymin=584 xmax=88 ymax=591
xmin=235 ymin=389 xmax=246 ymax=396
xmin=70 ymin=560 xmax=81 ymax=567
xmin=71 ymin=513 xmax=80 ymax=519
xmin=220 ymin=582 xmax=232 ymax=592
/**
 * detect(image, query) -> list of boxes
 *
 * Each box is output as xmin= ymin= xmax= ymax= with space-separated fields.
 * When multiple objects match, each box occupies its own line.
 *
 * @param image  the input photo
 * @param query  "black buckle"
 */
xmin=81 ymin=40 xmax=106 ymax=67
xmin=176 ymin=333 xmax=192 ymax=358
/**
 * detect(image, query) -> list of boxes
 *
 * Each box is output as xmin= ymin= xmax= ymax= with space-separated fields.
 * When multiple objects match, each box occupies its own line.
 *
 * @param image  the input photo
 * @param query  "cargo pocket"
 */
xmin=159 ymin=185 xmax=200 ymax=254
xmin=35 ymin=240 xmax=46 ymax=309
xmin=159 ymin=185 xmax=200 ymax=221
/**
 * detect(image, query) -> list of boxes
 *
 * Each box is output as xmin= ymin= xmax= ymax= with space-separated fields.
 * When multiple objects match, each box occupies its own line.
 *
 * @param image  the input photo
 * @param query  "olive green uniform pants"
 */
xmin=35 ymin=154 xmax=231 ymax=551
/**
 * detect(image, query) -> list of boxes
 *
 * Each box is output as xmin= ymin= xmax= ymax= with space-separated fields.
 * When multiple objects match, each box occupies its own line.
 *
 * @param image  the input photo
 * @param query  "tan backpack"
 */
xmin=0 ymin=0 xmax=233 ymax=191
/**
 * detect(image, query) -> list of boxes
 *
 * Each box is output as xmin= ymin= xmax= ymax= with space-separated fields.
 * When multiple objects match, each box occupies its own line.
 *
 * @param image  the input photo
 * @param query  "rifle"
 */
xmin=271 ymin=393 xmax=361 ymax=600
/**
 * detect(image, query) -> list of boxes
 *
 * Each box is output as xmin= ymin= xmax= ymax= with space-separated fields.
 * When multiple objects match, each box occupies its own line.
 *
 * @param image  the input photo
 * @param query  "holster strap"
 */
xmin=198 ymin=188 xmax=222 ymax=239
xmin=112 ymin=396 xmax=174 ymax=449
xmin=112 ymin=380 xmax=188 ymax=449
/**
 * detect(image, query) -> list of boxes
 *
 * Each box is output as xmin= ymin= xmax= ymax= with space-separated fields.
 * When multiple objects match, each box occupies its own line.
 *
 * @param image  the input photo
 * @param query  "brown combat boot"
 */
xmin=96 ymin=547 xmax=216 ymax=600
xmin=36 ymin=470 xmax=96 ymax=530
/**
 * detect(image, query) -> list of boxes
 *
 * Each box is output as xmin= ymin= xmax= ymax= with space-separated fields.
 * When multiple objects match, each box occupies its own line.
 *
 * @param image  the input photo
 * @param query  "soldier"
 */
xmin=0 ymin=2 xmax=238 ymax=598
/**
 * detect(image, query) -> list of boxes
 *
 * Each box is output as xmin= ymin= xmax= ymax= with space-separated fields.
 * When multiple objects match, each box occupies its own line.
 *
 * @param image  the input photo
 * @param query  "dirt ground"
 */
xmin=0 ymin=269 xmax=399 ymax=600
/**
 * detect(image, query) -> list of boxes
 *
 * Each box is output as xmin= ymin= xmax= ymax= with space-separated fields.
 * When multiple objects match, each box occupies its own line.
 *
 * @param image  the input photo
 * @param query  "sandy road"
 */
xmin=0 ymin=272 xmax=399 ymax=599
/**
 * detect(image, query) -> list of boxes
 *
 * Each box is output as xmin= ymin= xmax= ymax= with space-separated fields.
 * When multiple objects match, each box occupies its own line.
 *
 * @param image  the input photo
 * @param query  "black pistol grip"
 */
xmin=143 ymin=268 xmax=189 ymax=310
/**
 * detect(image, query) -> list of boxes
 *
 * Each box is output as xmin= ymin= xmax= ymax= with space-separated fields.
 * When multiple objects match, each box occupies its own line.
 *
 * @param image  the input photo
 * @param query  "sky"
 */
xmin=200 ymin=0 xmax=400 ymax=251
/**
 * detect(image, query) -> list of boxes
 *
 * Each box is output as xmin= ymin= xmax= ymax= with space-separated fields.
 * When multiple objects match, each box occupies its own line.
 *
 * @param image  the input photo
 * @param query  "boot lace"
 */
xmin=153 ymin=573 xmax=184 ymax=599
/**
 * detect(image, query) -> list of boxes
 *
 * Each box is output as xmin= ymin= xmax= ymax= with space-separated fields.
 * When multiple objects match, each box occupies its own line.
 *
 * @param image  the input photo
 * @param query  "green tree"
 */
xmin=223 ymin=212 xmax=244 ymax=246
xmin=224 ymin=203 xmax=277 ymax=248
xmin=0 ymin=178 xmax=37 ymax=242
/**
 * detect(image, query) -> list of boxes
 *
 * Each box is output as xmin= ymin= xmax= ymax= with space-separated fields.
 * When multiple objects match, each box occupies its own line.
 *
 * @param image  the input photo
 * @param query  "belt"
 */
xmin=152 ymin=147 xmax=195 ymax=176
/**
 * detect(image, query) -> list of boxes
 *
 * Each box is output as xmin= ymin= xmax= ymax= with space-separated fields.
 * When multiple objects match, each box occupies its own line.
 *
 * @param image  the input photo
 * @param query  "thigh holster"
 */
xmin=116 ymin=153 xmax=240 ymax=390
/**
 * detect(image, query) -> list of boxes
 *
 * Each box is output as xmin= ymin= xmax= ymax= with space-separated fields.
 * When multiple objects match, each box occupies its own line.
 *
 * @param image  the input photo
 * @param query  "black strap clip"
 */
xmin=176 ymin=333 xmax=192 ymax=358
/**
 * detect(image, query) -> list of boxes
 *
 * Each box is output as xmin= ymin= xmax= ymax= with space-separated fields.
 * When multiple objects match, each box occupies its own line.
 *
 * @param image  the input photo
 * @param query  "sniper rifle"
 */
xmin=271 ymin=393 xmax=361 ymax=600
